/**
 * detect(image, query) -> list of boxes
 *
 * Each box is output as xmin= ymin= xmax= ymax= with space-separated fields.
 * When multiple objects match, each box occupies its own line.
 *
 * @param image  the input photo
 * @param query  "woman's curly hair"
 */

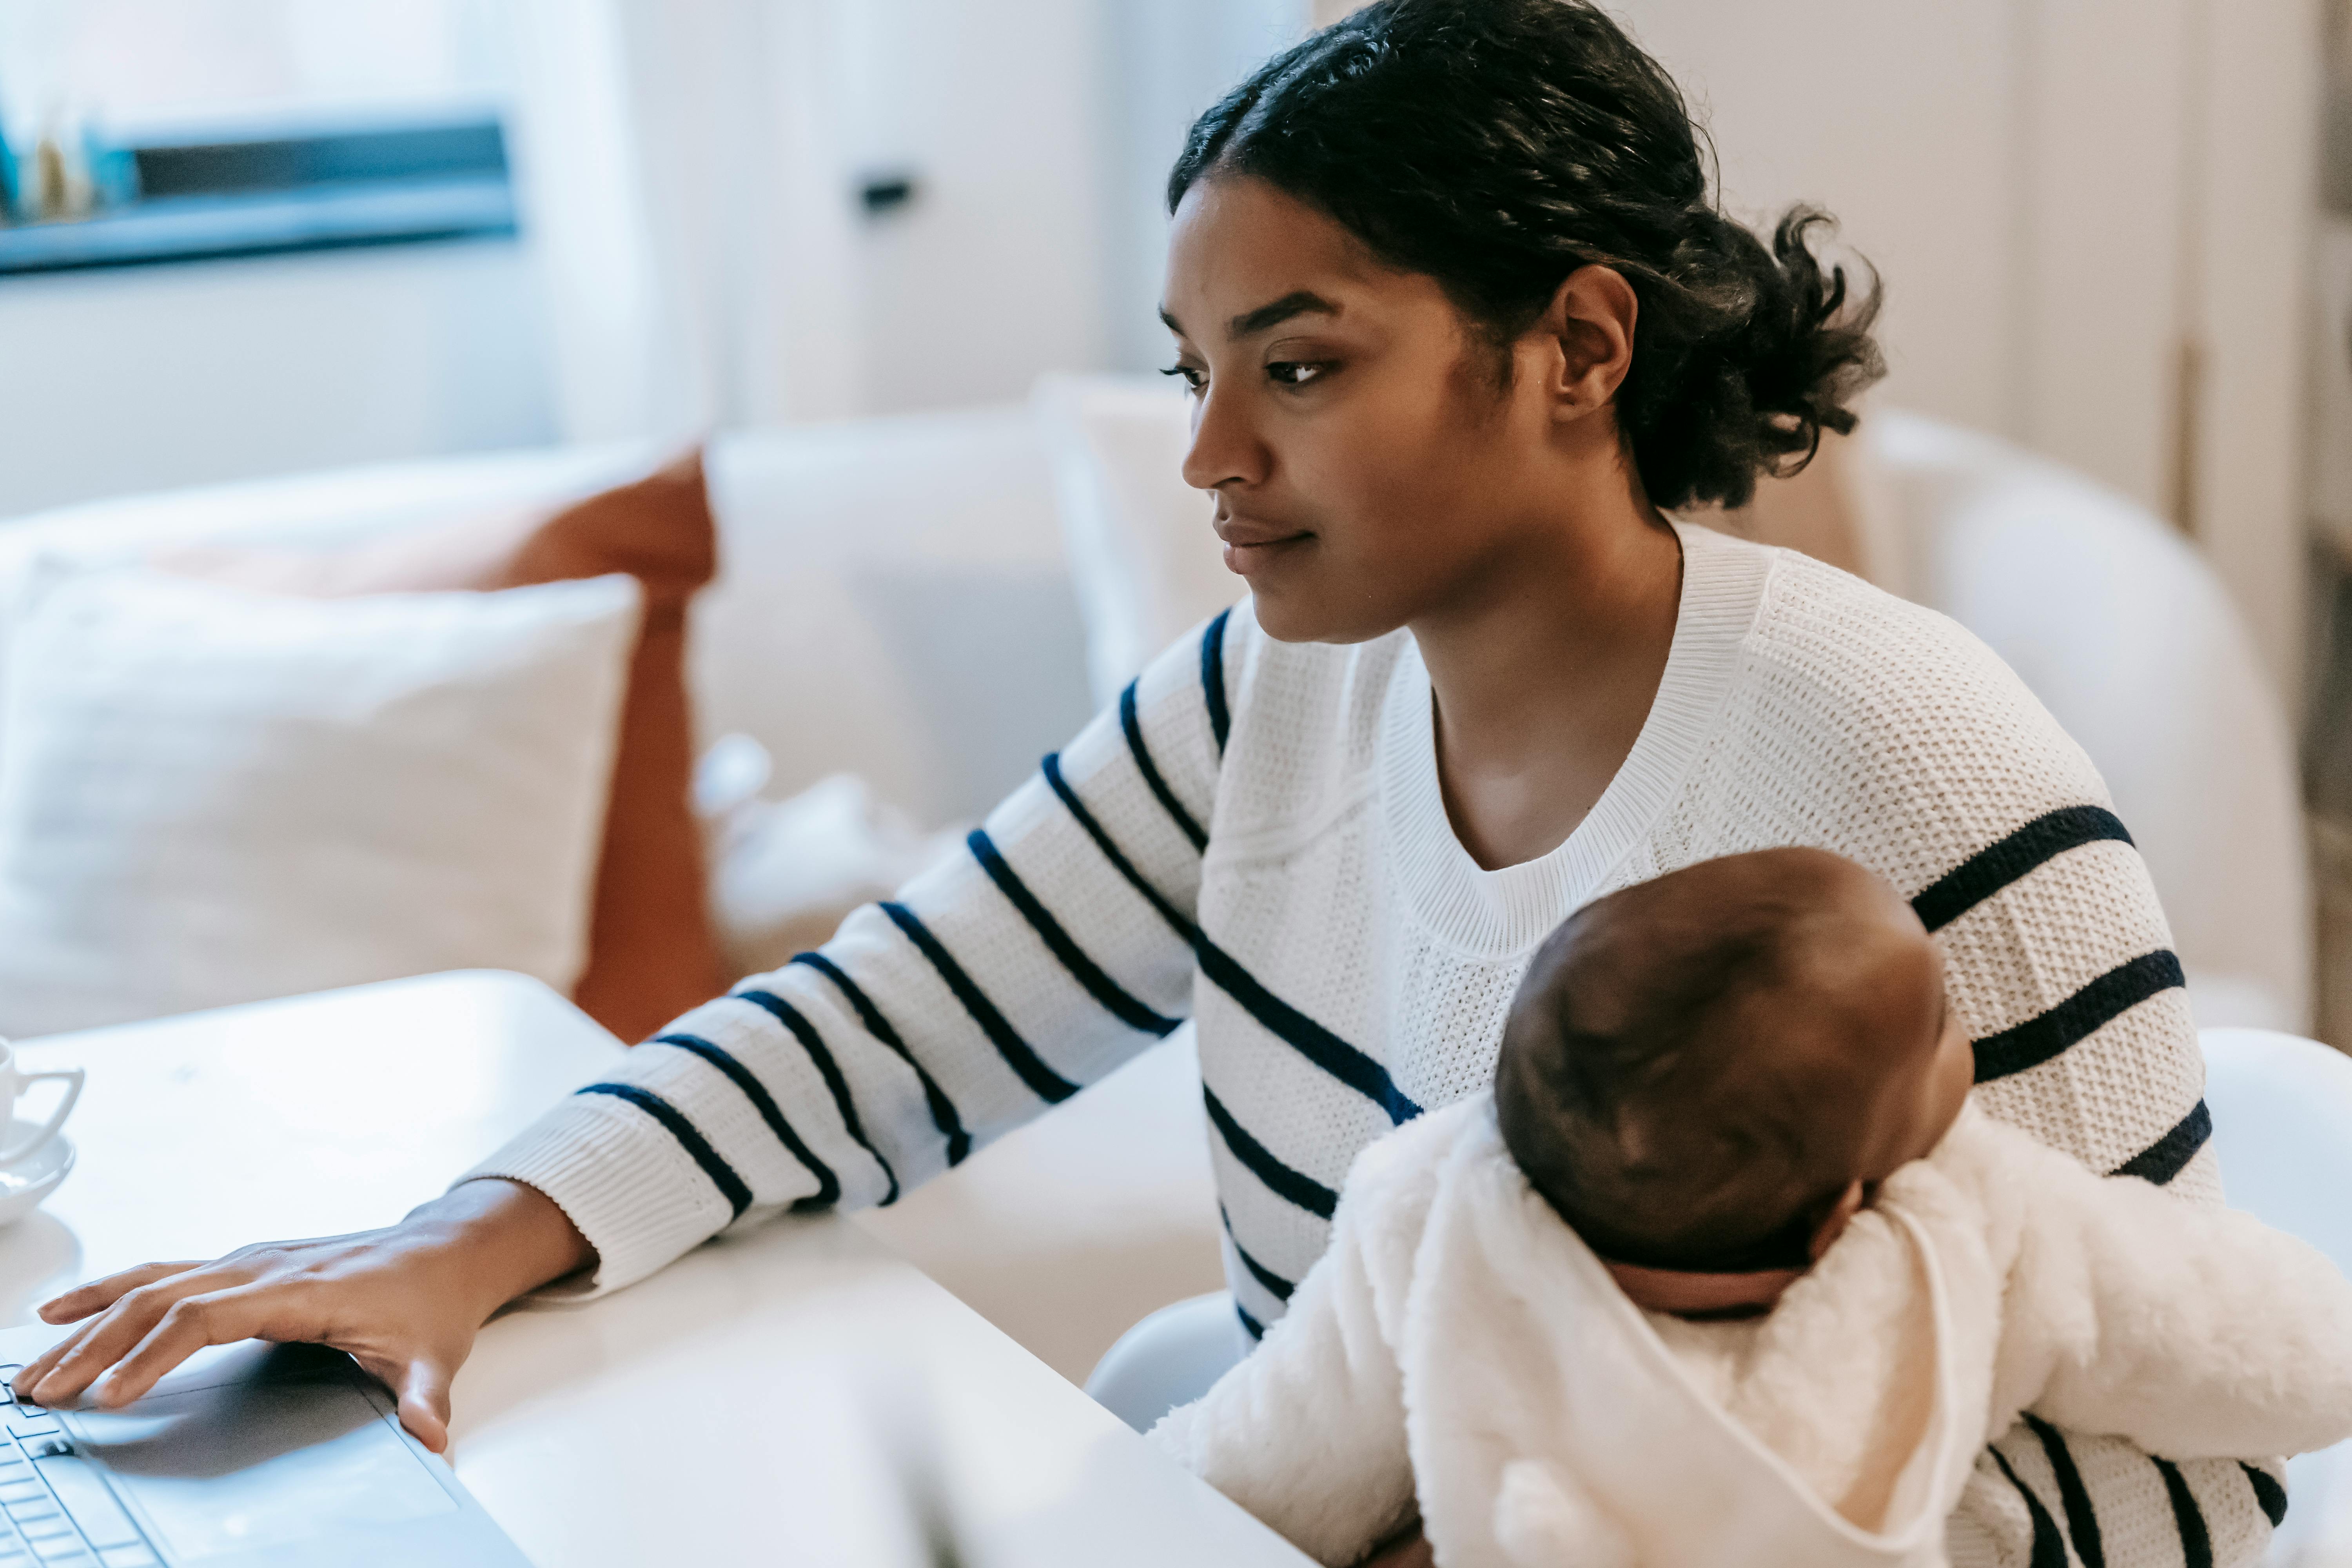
xmin=1168 ymin=0 xmax=1885 ymax=512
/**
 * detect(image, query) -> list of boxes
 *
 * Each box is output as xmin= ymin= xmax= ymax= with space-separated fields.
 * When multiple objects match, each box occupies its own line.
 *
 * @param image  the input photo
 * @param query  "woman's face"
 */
xmin=1161 ymin=174 xmax=1580 ymax=644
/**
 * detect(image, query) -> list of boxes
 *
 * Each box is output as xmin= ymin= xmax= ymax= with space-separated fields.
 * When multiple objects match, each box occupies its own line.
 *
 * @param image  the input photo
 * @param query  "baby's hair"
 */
xmin=1494 ymin=850 xmax=1914 ymax=1271
xmin=1168 ymin=0 xmax=1884 ymax=511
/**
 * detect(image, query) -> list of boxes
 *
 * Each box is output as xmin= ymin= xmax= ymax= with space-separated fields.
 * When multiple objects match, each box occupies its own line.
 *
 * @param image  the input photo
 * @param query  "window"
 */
xmin=0 ymin=0 xmax=519 ymax=274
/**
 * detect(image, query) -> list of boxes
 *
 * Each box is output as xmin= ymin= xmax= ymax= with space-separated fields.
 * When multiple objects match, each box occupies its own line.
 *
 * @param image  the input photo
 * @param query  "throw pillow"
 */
xmin=695 ymin=737 xmax=964 ymax=980
xmin=167 ymin=452 xmax=728 ymax=1042
xmin=0 ymin=572 xmax=641 ymax=1038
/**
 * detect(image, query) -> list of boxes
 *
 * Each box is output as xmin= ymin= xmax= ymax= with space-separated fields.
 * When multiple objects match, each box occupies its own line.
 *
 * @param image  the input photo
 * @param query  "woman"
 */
xmin=18 ymin=2 xmax=2275 ymax=1561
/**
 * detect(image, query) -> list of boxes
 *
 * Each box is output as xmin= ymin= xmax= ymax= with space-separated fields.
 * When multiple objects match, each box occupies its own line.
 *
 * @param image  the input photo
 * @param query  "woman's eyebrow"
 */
xmin=1225 ymin=290 xmax=1340 ymax=339
xmin=1156 ymin=291 xmax=1343 ymax=343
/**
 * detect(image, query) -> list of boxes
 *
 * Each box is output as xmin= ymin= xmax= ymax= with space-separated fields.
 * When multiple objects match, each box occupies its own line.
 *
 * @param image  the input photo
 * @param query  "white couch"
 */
xmin=0 ymin=397 xmax=2311 ymax=1381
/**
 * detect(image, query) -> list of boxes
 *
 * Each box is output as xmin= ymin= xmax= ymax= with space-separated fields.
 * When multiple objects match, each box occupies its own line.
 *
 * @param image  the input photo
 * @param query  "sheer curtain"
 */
xmin=503 ymin=0 xmax=864 ymax=445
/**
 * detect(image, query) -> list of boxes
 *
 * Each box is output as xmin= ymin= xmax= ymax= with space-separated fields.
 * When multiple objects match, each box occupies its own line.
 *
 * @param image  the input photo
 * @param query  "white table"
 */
xmin=9 ymin=971 xmax=1310 ymax=1567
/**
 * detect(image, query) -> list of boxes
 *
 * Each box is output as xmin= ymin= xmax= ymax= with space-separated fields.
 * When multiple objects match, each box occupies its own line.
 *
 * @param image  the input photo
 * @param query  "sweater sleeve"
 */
xmin=1147 ymin=1138 xmax=1423 ymax=1568
xmin=460 ymin=608 xmax=1245 ymax=1294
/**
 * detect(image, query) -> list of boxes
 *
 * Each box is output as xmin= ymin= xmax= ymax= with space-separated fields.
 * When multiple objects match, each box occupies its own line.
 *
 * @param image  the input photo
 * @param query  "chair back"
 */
xmin=2202 ymin=1028 xmax=2352 ymax=1564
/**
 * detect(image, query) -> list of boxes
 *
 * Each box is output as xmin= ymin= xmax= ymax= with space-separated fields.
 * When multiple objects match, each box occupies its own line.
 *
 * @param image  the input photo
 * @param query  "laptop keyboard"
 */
xmin=0 ymin=1367 xmax=158 ymax=1568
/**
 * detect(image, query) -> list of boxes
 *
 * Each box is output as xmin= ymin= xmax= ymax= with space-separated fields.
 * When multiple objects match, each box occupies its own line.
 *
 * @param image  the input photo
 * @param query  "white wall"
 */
xmin=1610 ymin=0 xmax=2322 ymax=697
xmin=1104 ymin=0 xmax=1313 ymax=374
xmin=0 ymin=238 xmax=556 ymax=520
xmin=840 ymin=0 xmax=1120 ymax=414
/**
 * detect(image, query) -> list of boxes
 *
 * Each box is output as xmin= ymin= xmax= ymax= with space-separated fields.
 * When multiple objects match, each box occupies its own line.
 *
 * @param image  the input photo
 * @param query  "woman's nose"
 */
xmin=1180 ymin=385 xmax=1270 ymax=494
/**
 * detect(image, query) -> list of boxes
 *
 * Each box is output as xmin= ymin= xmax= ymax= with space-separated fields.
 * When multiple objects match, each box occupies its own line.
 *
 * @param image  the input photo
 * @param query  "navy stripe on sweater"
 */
xmin=1236 ymin=1300 xmax=1265 ymax=1341
xmin=1043 ymin=752 xmax=1422 ymax=1127
xmin=967 ymin=828 xmax=1181 ymax=1038
xmin=1973 ymin=949 xmax=2185 ymax=1083
xmin=791 ymin=950 xmax=973 ymax=1167
xmin=2151 ymin=1456 xmax=2214 ymax=1568
xmin=1912 ymin=806 xmax=2135 ymax=933
xmin=1203 ymin=1086 xmax=1338 ymax=1220
xmin=1989 ymin=1446 xmax=2071 ymax=1568
xmin=577 ymin=1082 xmax=751 ymax=1218
xmin=2024 ymin=1414 xmax=2105 ymax=1568
xmin=1221 ymin=1204 xmax=1297 ymax=1302
xmin=2241 ymin=1463 xmax=2288 ymax=1528
xmin=2112 ymin=1098 xmax=2210 ymax=1187
xmin=1201 ymin=608 xmax=1233 ymax=755
xmin=1122 ymin=681 xmax=1207 ymax=850
xmin=726 ymin=993 xmax=899 ymax=1205
xmin=650 ymin=1033 xmax=842 ymax=1210
xmin=882 ymin=900 xmax=1078 ymax=1105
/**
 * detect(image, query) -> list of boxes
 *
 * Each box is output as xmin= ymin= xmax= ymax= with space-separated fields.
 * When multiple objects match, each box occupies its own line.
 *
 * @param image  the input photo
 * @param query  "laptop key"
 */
xmin=95 ymin=1553 xmax=154 ymax=1568
xmin=27 ymin=1460 xmax=131 ymax=1553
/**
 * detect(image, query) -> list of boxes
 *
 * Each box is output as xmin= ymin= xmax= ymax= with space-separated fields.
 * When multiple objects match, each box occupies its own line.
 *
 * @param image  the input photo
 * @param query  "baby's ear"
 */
xmin=1493 ymin=1458 xmax=1639 ymax=1568
xmin=1808 ymin=1180 xmax=1868 ymax=1262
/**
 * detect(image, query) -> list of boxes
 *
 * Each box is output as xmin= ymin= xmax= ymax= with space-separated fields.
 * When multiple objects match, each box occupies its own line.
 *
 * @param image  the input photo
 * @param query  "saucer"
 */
xmin=0 ymin=1124 xmax=73 ymax=1229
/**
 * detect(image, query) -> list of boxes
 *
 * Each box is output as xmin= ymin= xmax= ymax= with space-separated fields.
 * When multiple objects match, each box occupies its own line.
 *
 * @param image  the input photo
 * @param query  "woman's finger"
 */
xmin=394 ymin=1356 xmax=455 ymax=1455
xmin=35 ymin=1261 xmax=204 ymax=1326
xmin=91 ymin=1287 xmax=281 ymax=1409
xmin=9 ymin=1319 xmax=99 ymax=1403
xmin=23 ymin=1268 xmax=250 ymax=1406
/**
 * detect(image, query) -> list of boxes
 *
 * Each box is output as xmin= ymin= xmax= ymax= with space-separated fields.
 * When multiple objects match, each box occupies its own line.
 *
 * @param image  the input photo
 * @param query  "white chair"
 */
xmin=2202 ymin=1029 xmax=2352 ymax=1566
xmin=1086 ymin=1290 xmax=1248 ymax=1435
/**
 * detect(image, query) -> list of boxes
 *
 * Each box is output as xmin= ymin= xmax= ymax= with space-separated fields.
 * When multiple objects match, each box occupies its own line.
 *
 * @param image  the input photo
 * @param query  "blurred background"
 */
xmin=0 ymin=0 xmax=2347 ymax=1044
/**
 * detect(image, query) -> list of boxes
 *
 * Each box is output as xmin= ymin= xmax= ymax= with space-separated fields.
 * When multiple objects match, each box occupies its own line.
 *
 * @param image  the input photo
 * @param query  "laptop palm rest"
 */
xmin=0 ymin=1327 xmax=530 ymax=1568
xmin=65 ymin=1345 xmax=452 ymax=1561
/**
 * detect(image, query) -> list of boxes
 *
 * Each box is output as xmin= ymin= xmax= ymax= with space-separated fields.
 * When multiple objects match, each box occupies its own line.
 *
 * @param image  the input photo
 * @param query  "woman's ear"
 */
xmin=1533 ymin=264 xmax=1639 ymax=419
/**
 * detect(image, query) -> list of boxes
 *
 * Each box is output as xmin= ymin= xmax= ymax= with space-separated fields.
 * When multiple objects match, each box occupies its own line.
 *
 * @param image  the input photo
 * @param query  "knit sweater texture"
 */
xmin=471 ymin=521 xmax=2272 ymax=1564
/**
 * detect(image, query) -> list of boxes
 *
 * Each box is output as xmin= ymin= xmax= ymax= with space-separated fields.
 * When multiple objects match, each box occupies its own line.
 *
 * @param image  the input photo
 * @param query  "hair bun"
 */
xmin=1621 ymin=207 xmax=1884 ymax=511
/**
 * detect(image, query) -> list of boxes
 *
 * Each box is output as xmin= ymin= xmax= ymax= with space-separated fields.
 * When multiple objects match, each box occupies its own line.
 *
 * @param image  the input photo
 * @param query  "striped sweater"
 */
xmin=473 ymin=521 xmax=2276 ymax=1566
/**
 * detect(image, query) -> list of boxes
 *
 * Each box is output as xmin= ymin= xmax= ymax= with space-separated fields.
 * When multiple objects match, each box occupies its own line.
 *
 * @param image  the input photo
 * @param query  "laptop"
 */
xmin=0 ymin=1323 xmax=529 ymax=1567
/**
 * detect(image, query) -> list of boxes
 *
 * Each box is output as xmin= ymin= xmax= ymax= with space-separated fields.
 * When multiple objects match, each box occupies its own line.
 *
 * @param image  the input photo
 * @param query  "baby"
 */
xmin=1151 ymin=848 xmax=2352 ymax=1568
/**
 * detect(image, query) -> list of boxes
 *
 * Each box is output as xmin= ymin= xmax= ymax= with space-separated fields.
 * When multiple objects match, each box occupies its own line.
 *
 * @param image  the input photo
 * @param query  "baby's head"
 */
xmin=1494 ymin=848 xmax=1973 ymax=1290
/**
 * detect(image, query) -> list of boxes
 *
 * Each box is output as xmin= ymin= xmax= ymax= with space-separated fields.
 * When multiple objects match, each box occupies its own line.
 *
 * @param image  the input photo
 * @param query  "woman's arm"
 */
xmin=17 ymin=609 xmax=1249 ymax=1429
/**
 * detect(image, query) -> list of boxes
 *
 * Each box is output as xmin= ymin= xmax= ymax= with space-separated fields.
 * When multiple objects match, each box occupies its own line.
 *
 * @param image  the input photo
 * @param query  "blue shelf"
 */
xmin=0 ymin=174 xmax=517 ymax=275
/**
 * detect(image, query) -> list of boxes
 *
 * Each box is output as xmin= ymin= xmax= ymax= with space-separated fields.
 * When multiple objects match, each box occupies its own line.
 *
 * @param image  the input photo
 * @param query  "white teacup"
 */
xmin=0 ymin=1040 xmax=82 ymax=1166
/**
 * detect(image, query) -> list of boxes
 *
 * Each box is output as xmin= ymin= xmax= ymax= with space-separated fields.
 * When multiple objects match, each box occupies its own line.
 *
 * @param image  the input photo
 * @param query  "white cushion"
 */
xmin=696 ymin=739 xmax=963 ymax=981
xmin=0 ymin=570 xmax=641 ymax=1038
xmin=1033 ymin=375 xmax=1237 ymax=705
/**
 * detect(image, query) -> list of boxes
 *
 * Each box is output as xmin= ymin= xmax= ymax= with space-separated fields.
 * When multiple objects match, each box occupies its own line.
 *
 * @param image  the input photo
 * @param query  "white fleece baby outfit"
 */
xmin=1150 ymin=1097 xmax=2352 ymax=1568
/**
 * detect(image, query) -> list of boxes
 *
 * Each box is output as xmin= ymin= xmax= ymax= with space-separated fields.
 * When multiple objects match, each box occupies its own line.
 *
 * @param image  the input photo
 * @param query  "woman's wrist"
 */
xmin=410 ymin=1177 xmax=597 ymax=1318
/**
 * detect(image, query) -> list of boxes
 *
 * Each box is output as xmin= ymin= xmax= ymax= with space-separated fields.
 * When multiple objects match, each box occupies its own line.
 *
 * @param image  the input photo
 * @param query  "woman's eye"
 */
xmin=1267 ymin=361 xmax=1329 ymax=387
xmin=1160 ymin=364 xmax=1205 ymax=392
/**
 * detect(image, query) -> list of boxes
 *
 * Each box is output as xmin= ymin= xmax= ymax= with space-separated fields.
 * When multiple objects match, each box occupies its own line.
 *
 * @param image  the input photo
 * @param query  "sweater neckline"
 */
xmin=1378 ymin=521 xmax=1774 ymax=958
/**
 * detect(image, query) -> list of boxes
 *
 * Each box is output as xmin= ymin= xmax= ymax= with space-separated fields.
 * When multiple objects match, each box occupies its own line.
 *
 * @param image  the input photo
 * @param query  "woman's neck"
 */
xmin=1412 ymin=477 xmax=1683 ymax=871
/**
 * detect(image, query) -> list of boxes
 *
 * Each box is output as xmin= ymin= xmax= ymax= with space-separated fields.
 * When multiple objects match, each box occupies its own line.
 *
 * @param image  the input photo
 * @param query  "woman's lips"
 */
xmin=1219 ymin=533 xmax=1312 ymax=575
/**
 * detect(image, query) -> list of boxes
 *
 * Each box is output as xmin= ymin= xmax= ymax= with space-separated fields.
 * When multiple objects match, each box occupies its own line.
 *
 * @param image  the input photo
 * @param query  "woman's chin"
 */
xmin=1247 ymin=586 xmax=1402 ymax=647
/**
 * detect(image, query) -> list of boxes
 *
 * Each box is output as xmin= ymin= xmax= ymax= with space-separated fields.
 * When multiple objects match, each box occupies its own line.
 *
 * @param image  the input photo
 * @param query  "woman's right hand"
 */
xmin=7 ymin=1177 xmax=592 ymax=1453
